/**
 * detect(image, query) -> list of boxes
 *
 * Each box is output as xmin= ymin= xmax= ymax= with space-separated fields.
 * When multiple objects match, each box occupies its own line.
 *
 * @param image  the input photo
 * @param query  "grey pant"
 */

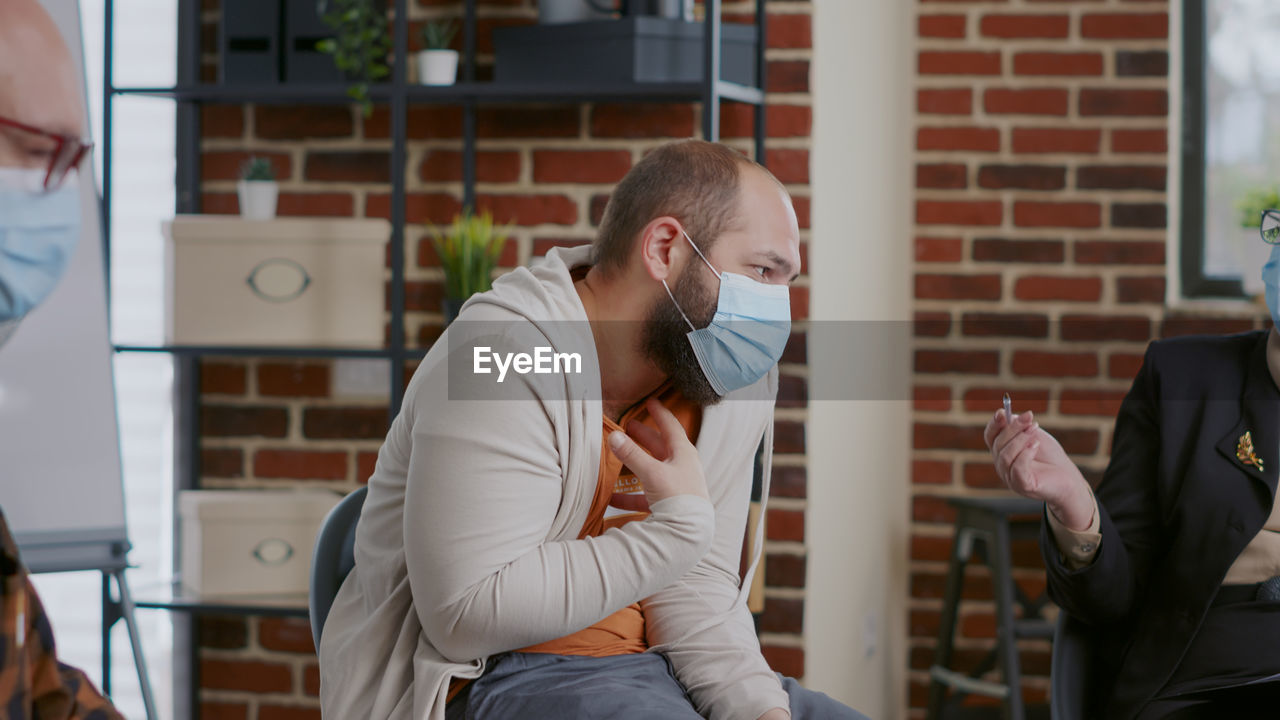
xmin=446 ymin=651 xmax=870 ymax=719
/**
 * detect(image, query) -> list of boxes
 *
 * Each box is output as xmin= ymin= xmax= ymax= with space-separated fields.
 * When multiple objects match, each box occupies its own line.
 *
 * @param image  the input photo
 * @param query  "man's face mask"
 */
xmin=662 ymin=229 xmax=791 ymax=396
xmin=0 ymin=168 xmax=81 ymax=323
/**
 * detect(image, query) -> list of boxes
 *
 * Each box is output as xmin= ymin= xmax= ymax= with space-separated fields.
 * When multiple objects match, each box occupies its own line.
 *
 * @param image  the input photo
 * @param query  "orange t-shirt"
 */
xmin=518 ymin=383 xmax=703 ymax=656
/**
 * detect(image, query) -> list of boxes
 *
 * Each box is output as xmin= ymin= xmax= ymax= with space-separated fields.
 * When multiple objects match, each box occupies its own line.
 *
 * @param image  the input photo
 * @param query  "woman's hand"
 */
xmin=983 ymin=409 xmax=1095 ymax=530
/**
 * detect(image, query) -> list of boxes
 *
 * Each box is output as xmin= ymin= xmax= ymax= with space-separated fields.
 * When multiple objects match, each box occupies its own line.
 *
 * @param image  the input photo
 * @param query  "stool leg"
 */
xmin=926 ymin=517 xmax=971 ymax=720
xmin=989 ymin=519 xmax=1025 ymax=720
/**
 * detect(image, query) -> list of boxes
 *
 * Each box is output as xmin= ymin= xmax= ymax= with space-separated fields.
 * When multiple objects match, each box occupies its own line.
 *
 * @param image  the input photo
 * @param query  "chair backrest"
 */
xmin=1050 ymin=611 xmax=1094 ymax=720
xmin=309 ymin=486 xmax=368 ymax=650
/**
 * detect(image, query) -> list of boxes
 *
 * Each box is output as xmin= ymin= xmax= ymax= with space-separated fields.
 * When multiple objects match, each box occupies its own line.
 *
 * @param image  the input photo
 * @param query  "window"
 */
xmin=1182 ymin=0 xmax=1280 ymax=297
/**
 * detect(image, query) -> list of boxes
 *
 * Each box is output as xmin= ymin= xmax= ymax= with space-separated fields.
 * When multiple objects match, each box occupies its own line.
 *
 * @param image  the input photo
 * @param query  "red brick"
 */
xmin=766 ymin=508 xmax=805 ymax=542
xmin=357 ymin=451 xmax=379 ymax=484
xmin=917 ymin=127 xmax=1000 ymax=152
xmin=478 ymin=106 xmax=579 ymax=138
xmin=793 ymin=196 xmax=810 ymax=230
xmin=1061 ymin=389 xmax=1127 ymax=417
xmin=915 ymin=311 xmax=952 ymax=338
xmin=918 ymin=51 xmax=1002 ymax=76
xmin=202 ymin=151 xmax=291 ymax=182
xmin=1012 ymin=351 xmax=1099 ymax=378
xmin=1079 ymin=89 xmax=1168 ymax=117
xmin=420 ymin=150 xmax=520 ymax=184
xmin=977 ymin=164 xmax=1066 ymax=190
xmin=1077 ymin=165 xmax=1166 ymax=191
xmin=1116 ymin=50 xmax=1168 ymax=77
xmin=910 ymin=609 xmax=942 ymax=639
xmin=1061 ymin=314 xmax=1152 ymax=342
xmin=532 ymin=150 xmax=632 ymax=184
xmin=1109 ymin=352 xmax=1145 ymax=380
xmin=1112 ymin=129 xmax=1167 ymax=154
xmin=961 ymin=612 xmax=998 ymax=639
xmin=257 ymin=363 xmax=330 ymax=398
xmin=914 ymin=385 xmax=952 ymax=412
xmin=765 ymin=149 xmax=809 ymax=184
xmin=776 ymin=374 xmax=807 ymax=409
xmin=914 ymin=423 xmax=988 ymax=451
xmin=985 ymin=88 xmax=1069 ymax=116
xmin=980 ymin=14 xmax=1069 ymax=39
xmin=774 ymin=420 xmax=806 ymax=454
xmin=911 ymin=571 xmax=993 ymax=602
xmin=202 ymin=448 xmax=244 ymax=479
xmin=719 ymin=104 xmax=812 ymax=139
xmin=915 ymin=350 xmax=1000 ymax=374
xmin=972 ymin=238 xmax=1065 ymax=264
xmin=1014 ymin=201 xmax=1101 ymax=228
xmin=761 ymin=645 xmax=804 ymax=679
xmin=964 ymin=462 xmax=1005 ymax=489
xmin=403 ymin=280 xmax=444 ymax=311
xmin=304 ymin=663 xmax=321 ymax=696
xmin=1012 ymin=127 xmax=1102 ymax=154
xmin=961 ymin=312 xmax=1051 ymax=338
xmin=913 ymin=460 xmax=952 ymax=486
xmin=258 ymin=707 xmax=321 ymax=720
xmin=917 ymin=200 xmax=1003 ymax=226
xmin=201 ymin=105 xmax=244 ymax=138
xmin=303 ymin=407 xmax=389 ymax=440
xmin=200 ymin=659 xmax=292 ymax=693
xmin=963 ymin=388 xmax=1050 ymax=414
xmin=913 ymin=495 xmax=958 ymax=524
xmin=368 ymin=193 xmax=462 ymax=225
xmin=1117 ymin=276 xmax=1166 ymax=303
xmin=760 ymin=596 xmax=805 ymax=634
xmin=919 ymin=14 xmax=966 ymax=38
xmin=475 ymin=194 xmax=577 ymax=226
xmin=917 ymin=88 xmax=973 ymax=116
xmin=253 ymin=449 xmax=348 ymax=480
xmin=766 ymin=553 xmax=807 ymax=588
xmin=200 ymin=616 xmax=248 ymax=650
xmin=591 ymin=103 xmax=695 ymax=138
xmin=1013 ymin=52 xmax=1104 ymax=76
xmin=767 ymin=60 xmax=809 ymax=93
xmin=1112 ymin=203 xmax=1167 ymax=229
xmin=202 ymin=406 xmax=288 ymax=438
xmin=1160 ymin=316 xmax=1256 ymax=339
xmin=259 ymin=617 xmax=315 ymax=654
xmin=254 ymin=106 xmax=353 ymax=140
xmin=1074 ymin=240 xmax=1164 ymax=265
xmin=263 ymin=192 xmax=351 ymax=218
xmin=915 ymin=273 xmax=1002 ymax=300
xmin=770 ymin=465 xmax=807 ymax=499
xmin=917 ymin=164 xmax=967 ymax=190
xmin=790 ymin=286 xmax=810 ymax=322
xmin=1081 ymin=12 xmax=1168 ymax=39
xmin=767 ymin=13 xmax=811 ymax=49
xmin=366 ymin=105 xmax=463 ymax=140
xmin=202 ymin=361 xmax=247 ymax=395
xmin=916 ymin=236 xmax=964 ymax=263
xmin=304 ymin=151 xmax=390 ymax=183
xmin=1014 ymin=275 xmax=1103 ymax=302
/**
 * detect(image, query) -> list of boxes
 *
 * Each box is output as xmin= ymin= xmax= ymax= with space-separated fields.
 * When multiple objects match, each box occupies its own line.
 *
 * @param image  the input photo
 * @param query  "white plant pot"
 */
xmin=417 ymin=49 xmax=459 ymax=86
xmin=237 ymin=180 xmax=278 ymax=221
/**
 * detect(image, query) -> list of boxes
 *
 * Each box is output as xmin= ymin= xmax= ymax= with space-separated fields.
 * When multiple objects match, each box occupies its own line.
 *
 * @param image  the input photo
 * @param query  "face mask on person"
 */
xmin=0 ymin=168 xmax=81 ymax=322
xmin=661 ymin=229 xmax=791 ymax=396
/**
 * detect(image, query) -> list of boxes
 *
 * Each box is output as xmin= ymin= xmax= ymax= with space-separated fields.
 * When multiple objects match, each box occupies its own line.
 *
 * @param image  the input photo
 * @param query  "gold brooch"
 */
xmin=1238 ymin=431 xmax=1264 ymax=472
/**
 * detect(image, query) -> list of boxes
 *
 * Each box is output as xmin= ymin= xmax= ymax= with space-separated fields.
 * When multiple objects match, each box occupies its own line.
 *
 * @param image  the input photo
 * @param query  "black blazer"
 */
xmin=1042 ymin=330 xmax=1280 ymax=719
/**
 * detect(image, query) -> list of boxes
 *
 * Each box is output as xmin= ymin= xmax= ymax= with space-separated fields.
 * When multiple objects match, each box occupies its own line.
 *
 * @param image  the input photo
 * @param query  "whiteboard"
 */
xmin=0 ymin=0 xmax=129 ymax=573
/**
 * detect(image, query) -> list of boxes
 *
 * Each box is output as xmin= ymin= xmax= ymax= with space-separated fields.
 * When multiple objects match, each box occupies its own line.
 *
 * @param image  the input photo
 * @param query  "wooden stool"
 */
xmin=926 ymin=497 xmax=1053 ymax=720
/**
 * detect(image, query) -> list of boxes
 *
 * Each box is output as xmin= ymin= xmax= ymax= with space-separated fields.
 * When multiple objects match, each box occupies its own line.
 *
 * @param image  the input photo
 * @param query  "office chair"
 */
xmin=309 ymin=485 xmax=368 ymax=649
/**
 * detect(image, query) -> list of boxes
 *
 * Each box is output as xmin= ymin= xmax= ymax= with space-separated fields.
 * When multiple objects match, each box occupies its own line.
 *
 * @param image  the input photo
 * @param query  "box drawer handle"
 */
xmin=246 ymin=258 xmax=312 ymax=303
xmin=252 ymin=538 xmax=295 ymax=566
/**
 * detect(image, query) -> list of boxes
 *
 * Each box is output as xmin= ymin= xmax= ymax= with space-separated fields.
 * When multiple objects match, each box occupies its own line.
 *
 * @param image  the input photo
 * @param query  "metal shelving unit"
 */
xmin=102 ymin=1 xmax=766 ymax=716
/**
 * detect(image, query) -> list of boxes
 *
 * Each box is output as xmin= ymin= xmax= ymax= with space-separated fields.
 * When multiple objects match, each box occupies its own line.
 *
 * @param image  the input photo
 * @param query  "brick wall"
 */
xmin=194 ymin=1 xmax=811 ymax=718
xmin=910 ymin=0 xmax=1266 ymax=715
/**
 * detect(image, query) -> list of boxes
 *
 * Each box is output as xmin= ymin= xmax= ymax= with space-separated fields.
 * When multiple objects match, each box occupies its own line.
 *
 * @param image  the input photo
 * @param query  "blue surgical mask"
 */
xmin=1264 ymin=243 xmax=1280 ymax=329
xmin=662 ymin=230 xmax=791 ymax=396
xmin=0 ymin=171 xmax=81 ymax=322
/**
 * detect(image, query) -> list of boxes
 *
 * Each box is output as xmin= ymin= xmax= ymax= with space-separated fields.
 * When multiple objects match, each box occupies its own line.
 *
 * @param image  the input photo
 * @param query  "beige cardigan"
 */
xmin=319 ymin=246 xmax=787 ymax=720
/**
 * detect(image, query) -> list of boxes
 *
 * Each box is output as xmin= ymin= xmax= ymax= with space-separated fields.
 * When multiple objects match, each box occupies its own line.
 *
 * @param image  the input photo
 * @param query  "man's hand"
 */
xmin=756 ymin=708 xmax=790 ymax=720
xmin=608 ymin=398 xmax=709 ymax=507
xmin=983 ymin=409 xmax=1094 ymax=530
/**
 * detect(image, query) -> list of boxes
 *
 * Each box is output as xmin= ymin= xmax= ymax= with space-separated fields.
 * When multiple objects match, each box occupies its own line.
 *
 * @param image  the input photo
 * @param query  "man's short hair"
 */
xmin=592 ymin=140 xmax=763 ymax=272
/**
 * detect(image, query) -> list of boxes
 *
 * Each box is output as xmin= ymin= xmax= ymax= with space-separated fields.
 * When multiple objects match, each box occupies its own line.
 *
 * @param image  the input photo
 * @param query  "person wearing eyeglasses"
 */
xmin=982 ymin=209 xmax=1280 ymax=718
xmin=0 ymin=0 xmax=92 ymax=350
xmin=0 ymin=3 xmax=121 ymax=719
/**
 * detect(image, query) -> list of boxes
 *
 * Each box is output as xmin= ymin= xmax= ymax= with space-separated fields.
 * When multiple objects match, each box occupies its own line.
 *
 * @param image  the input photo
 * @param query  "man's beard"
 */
xmin=641 ymin=261 xmax=722 ymax=406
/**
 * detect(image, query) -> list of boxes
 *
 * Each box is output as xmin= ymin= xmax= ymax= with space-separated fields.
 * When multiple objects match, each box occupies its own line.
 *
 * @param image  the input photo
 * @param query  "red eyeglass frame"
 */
xmin=0 ymin=115 xmax=92 ymax=191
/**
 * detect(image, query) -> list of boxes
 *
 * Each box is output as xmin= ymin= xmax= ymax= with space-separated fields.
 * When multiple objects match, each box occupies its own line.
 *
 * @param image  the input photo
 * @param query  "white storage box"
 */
xmin=163 ymin=215 xmax=389 ymax=347
xmin=179 ymin=489 xmax=341 ymax=596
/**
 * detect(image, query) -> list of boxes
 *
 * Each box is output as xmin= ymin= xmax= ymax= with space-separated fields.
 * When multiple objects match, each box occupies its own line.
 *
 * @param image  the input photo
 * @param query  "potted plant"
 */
xmin=317 ymin=0 xmax=391 ymax=117
xmin=237 ymin=157 xmax=279 ymax=221
xmin=429 ymin=210 xmax=510 ymax=324
xmin=1236 ymin=186 xmax=1280 ymax=296
xmin=417 ymin=20 xmax=459 ymax=86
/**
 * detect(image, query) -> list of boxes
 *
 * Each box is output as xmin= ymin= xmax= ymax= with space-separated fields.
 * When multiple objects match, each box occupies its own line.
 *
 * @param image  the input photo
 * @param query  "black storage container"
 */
xmin=493 ymin=18 xmax=757 ymax=87
xmin=283 ymin=0 xmax=343 ymax=84
xmin=219 ymin=0 xmax=281 ymax=85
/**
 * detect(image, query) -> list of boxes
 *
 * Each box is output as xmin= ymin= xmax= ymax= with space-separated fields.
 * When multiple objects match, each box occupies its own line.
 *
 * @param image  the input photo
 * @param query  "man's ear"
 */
xmin=638 ymin=217 xmax=685 ymax=283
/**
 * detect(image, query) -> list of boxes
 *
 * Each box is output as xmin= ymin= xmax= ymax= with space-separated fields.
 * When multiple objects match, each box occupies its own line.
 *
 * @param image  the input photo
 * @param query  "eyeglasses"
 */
xmin=1263 ymin=209 xmax=1280 ymax=245
xmin=0 ymin=115 xmax=91 ymax=193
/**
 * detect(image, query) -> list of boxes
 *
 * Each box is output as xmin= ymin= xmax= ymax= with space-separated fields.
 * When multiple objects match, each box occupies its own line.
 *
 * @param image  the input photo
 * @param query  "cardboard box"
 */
xmin=163 ymin=216 xmax=389 ymax=347
xmin=179 ymin=489 xmax=341 ymax=596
